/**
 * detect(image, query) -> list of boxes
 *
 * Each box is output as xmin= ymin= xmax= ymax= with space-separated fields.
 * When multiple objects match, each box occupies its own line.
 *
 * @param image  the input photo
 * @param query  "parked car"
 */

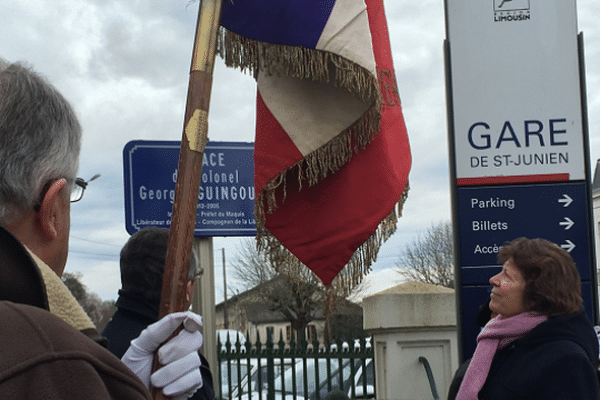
xmin=217 ymin=330 xmax=248 ymax=398
xmin=220 ymin=358 xmax=251 ymax=398
xmin=220 ymin=357 xmax=293 ymax=399
xmin=234 ymin=357 xmax=374 ymax=400
xmin=278 ymin=357 xmax=374 ymax=400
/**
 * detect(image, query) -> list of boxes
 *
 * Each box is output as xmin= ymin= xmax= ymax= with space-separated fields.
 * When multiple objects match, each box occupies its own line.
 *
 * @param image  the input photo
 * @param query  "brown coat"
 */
xmin=0 ymin=224 xmax=151 ymax=399
xmin=0 ymin=301 xmax=151 ymax=399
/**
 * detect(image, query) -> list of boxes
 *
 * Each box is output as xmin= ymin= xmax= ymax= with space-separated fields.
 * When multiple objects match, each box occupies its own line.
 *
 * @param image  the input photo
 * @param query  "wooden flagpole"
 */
xmin=153 ymin=0 xmax=223 ymax=399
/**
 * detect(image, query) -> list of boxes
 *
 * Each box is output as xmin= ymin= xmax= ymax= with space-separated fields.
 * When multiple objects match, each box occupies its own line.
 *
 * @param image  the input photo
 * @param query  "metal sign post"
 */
xmin=123 ymin=140 xmax=255 ymax=391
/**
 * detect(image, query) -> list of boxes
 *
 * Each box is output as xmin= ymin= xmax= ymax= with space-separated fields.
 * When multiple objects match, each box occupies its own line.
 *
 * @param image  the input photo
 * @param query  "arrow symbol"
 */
xmin=561 ymin=240 xmax=576 ymax=253
xmin=558 ymin=194 xmax=573 ymax=208
xmin=559 ymin=217 xmax=574 ymax=230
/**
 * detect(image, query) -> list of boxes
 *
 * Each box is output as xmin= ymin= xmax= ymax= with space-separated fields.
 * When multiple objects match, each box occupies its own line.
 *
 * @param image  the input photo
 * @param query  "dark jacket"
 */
xmin=103 ymin=291 xmax=216 ymax=400
xmin=478 ymin=311 xmax=600 ymax=400
xmin=447 ymin=358 xmax=469 ymax=400
xmin=0 ymin=225 xmax=150 ymax=399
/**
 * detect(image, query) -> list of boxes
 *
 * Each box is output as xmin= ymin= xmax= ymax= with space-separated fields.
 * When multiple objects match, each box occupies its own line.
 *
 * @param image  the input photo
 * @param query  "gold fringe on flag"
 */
xmin=218 ymin=27 xmax=409 ymax=292
xmin=218 ymin=29 xmax=380 ymax=104
xmin=256 ymin=181 xmax=409 ymax=294
xmin=254 ymin=104 xmax=381 ymax=227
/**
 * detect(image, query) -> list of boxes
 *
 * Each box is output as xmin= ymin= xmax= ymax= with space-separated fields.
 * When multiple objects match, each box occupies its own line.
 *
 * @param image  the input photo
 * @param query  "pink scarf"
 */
xmin=455 ymin=312 xmax=548 ymax=400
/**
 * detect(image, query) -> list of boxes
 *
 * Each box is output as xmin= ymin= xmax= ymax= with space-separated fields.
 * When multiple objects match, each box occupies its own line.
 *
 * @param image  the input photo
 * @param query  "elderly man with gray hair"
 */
xmin=0 ymin=59 xmax=203 ymax=399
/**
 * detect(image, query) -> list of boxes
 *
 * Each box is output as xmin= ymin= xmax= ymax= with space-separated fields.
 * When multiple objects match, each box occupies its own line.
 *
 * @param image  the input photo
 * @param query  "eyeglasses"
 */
xmin=193 ymin=268 xmax=204 ymax=279
xmin=70 ymin=178 xmax=88 ymax=203
xmin=34 ymin=174 xmax=100 ymax=211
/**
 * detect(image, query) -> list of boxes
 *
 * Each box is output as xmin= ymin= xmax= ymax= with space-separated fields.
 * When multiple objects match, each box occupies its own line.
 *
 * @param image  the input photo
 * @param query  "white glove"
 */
xmin=121 ymin=311 xmax=204 ymax=400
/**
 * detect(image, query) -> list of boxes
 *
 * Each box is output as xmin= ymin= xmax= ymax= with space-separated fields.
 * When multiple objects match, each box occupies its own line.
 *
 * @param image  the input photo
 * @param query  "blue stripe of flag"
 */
xmin=220 ymin=0 xmax=336 ymax=49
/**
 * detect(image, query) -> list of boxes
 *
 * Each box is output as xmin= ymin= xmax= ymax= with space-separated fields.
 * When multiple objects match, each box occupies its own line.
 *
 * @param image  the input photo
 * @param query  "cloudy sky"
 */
xmin=2 ymin=0 xmax=599 ymax=302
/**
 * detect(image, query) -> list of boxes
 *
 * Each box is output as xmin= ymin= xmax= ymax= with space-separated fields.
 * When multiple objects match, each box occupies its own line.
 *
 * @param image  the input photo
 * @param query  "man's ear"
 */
xmin=36 ymin=178 xmax=68 ymax=240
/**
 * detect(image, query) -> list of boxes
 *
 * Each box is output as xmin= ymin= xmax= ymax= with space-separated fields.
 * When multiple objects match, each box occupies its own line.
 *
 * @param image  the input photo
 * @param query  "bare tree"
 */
xmin=230 ymin=238 xmax=278 ymax=290
xmin=396 ymin=221 xmax=454 ymax=288
xmin=264 ymin=270 xmax=323 ymax=342
xmin=62 ymin=272 xmax=116 ymax=329
xmin=230 ymin=238 xmax=329 ymax=342
xmin=62 ymin=271 xmax=87 ymax=301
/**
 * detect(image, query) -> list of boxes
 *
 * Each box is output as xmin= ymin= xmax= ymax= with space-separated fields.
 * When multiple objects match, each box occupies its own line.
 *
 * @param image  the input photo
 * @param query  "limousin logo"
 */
xmin=494 ymin=0 xmax=531 ymax=22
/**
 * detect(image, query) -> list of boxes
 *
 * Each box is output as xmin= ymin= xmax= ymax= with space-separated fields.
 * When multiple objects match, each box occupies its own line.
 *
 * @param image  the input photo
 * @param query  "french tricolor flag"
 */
xmin=219 ymin=0 xmax=411 ymax=287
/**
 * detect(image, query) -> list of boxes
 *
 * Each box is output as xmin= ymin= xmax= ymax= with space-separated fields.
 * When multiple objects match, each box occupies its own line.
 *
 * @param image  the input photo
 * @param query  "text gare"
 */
xmin=467 ymin=118 xmax=568 ymax=150
xmin=467 ymin=118 xmax=570 ymax=168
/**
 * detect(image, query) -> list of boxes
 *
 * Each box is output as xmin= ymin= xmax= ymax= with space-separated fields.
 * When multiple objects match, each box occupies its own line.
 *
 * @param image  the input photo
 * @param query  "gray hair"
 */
xmin=0 ymin=59 xmax=81 ymax=225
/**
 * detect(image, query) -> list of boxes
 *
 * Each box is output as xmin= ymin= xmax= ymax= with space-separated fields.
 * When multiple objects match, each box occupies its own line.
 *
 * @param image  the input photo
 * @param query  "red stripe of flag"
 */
xmin=256 ymin=0 xmax=411 ymax=285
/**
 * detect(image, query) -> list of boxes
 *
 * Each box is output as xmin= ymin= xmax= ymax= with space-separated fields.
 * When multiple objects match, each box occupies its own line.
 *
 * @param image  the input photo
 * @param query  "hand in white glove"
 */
xmin=121 ymin=311 xmax=204 ymax=400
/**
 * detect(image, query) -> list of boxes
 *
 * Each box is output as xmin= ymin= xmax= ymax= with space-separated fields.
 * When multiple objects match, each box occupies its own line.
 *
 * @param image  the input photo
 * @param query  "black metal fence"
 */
xmin=217 ymin=331 xmax=375 ymax=400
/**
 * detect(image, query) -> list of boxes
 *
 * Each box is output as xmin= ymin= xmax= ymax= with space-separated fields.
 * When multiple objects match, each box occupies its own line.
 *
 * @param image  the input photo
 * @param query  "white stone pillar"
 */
xmin=362 ymin=281 xmax=458 ymax=400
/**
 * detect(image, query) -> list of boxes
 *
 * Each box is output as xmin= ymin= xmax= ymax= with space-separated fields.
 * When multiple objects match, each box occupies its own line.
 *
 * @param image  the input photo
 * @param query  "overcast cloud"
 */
xmin=1 ymin=0 xmax=599 ymax=302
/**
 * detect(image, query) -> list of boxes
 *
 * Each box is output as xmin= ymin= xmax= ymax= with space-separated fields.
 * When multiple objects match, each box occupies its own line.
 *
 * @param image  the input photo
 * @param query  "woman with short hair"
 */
xmin=455 ymin=237 xmax=600 ymax=400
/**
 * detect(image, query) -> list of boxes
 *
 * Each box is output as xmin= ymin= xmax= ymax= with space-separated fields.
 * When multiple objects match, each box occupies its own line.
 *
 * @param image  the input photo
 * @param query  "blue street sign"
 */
xmin=123 ymin=140 xmax=256 ymax=237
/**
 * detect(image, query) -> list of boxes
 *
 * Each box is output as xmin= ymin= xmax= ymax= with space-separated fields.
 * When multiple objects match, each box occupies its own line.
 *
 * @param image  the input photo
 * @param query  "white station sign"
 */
xmin=447 ymin=0 xmax=585 ymax=185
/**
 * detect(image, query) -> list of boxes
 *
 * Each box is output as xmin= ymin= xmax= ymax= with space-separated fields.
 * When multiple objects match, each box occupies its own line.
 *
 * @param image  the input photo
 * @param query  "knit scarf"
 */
xmin=456 ymin=312 xmax=548 ymax=400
